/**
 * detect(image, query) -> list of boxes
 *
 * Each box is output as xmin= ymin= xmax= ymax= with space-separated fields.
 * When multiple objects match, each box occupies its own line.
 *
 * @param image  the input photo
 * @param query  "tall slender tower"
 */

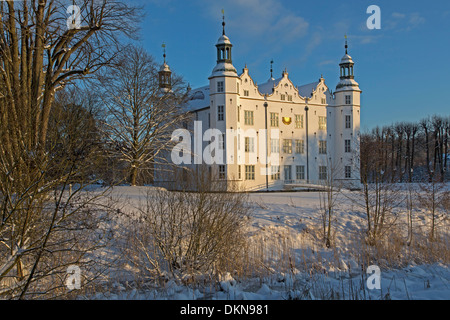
xmin=208 ymin=11 xmax=240 ymax=181
xmin=159 ymin=43 xmax=172 ymax=93
xmin=330 ymin=36 xmax=362 ymax=188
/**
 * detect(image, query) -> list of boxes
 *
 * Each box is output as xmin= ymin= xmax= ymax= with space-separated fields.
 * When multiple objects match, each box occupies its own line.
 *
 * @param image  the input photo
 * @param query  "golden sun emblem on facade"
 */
xmin=282 ymin=117 xmax=292 ymax=125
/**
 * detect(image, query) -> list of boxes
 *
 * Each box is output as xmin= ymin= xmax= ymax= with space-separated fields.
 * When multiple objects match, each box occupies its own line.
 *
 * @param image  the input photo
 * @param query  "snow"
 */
xmin=209 ymin=62 xmax=238 ymax=78
xmin=297 ymin=82 xmax=320 ymax=98
xmin=340 ymin=54 xmax=354 ymax=64
xmin=257 ymin=77 xmax=282 ymax=95
xmin=185 ymin=86 xmax=210 ymax=112
xmin=216 ymin=35 xmax=231 ymax=45
xmin=86 ymin=186 xmax=449 ymax=300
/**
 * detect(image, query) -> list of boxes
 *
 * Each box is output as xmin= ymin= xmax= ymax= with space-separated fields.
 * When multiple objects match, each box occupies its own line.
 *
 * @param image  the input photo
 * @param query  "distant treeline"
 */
xmin=361 ymin=115 xmax=449 ymax=183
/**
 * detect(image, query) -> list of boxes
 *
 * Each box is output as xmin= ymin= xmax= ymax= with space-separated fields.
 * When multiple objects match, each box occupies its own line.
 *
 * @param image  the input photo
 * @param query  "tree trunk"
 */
xmin=130 ymin=166 xmax=138 ymax=186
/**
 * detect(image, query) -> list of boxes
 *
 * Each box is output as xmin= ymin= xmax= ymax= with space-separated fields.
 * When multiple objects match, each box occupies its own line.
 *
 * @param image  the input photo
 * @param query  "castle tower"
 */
xmin=208 ymin=12 xmax=240 ymax=181
xmin=330 ymin=36 xmax=362 ymax=187
xmin=158 ymin=43 xmax=172 ymax=93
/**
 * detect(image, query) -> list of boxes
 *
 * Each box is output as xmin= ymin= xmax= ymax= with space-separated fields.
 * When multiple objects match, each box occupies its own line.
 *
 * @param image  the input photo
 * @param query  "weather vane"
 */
xmin=270 ymin=59 xmax=274 ymax=78
xmin=222 ymin=9 xmax=226 ymax=35
xmin=344 ymin=34 xmax=348 ymax=54
xmin=162 ymin=43 xmax=166 ymax=63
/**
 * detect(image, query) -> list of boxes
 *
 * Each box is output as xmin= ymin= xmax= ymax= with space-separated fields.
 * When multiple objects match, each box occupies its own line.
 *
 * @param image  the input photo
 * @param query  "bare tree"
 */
xmin=354 ymin=132 xmax=404 ymax=245
xmin=0 ymin=0 xmax=139 ymax=299
xmin=47 ymin=87 xmax=105 ymax=183
xmin=420 ymin=117 xmax=433 ymax=181
xmin=97 ymin=45 xmax=190 ymax=186
xmin=318 ymin=159 xmax=342 ymax=248
xmin=0 ymin=0 xmax=140 ymax=156
xmin=416 ymin=175 xmax=449 ymax=241
xmin=409 ymin=123 xmax=419 ymax=182
xmin=406 ymin=183 xmax=414 ymax=246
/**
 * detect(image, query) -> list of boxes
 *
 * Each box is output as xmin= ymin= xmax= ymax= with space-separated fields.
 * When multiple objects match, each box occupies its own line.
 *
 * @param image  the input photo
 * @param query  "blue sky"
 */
xmin=130 ymin=0 xmax=450 ymax=131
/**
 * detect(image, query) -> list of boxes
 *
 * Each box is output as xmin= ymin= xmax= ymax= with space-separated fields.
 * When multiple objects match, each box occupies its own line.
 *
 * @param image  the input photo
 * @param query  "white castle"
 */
xmin=155 ymin=18 xmax=362 ymax=191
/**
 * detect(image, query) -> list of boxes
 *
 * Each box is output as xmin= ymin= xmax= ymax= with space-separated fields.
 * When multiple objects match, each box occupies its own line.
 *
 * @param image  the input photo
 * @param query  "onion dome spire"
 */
xmin=210 ymin=10 xmax=237 ymax=78
xmin=159 ymin=43 xmax=172 ymax=92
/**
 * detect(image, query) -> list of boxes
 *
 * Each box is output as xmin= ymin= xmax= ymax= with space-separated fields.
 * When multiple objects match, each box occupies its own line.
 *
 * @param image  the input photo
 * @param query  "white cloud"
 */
xmin=199 ymin=0 xmax=309 ymax=44
xmin=386 ymin=12 xmax=426 ymax=32
xmin=318 ymin=60 xmax=335 ymax=66
xmin=408 ymin=13 xmax=426 ymax=28
xmin=392 ymin=12 xmax=406 ymax=19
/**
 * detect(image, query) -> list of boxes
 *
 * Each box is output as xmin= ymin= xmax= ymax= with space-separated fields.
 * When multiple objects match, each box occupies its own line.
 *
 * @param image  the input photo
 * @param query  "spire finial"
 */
xmin=162 ymin=43 xmax=166 ymax=63
xmin=222 ymin=9 xmax=226 ymax=35
xmin=270 ymin=59 xmax=274 ymax=78
xmin=344 ymin=34 xmax=348 ymax=54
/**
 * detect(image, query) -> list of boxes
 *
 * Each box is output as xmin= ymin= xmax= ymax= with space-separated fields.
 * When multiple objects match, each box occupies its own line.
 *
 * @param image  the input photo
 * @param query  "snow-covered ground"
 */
xmin=85 ymin=186 xmax=449 ymax=300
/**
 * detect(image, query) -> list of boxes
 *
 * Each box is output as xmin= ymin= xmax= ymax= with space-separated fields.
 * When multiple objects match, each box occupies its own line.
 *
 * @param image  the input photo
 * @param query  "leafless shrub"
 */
xmin=120 ymin=169 xmax=252 ymax=286
xmin=416 ymin=177 xmax=449 ymax=241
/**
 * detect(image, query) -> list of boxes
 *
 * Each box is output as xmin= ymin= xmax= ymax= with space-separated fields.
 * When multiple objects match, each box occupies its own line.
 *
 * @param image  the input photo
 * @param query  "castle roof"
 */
xmin=297 ymin=81 xmax=320 ymax=98
xmin=257 ymin=77 xmax=283 ymax=95
xmin=186 ymin=85 xmax=210 ymax=112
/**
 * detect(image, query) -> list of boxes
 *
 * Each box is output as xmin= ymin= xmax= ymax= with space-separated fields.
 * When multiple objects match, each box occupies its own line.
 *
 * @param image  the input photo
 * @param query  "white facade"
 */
xmin=156 ymin=26 xmax=362 ymax=191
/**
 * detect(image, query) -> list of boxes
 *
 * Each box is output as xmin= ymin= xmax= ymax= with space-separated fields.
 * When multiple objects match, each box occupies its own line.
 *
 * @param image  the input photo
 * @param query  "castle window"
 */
xmin=245 ymin=165 xmax=255 ymax=180
xmin=295 ymin=140 xmax=305 ymax=154
xmin=217 ymin=81 xmax=224 ymax=93
xmin=284 ymin=166 xmax=292 ymax=181
xmin=296 ymin=166 xmax=305 ymax=180
xmin=245 ymin=137 xmax=254 ymax=153
xmin=244 ymin=90 xmax=249 ymax=97
xmin=219 ymin=134 xmax=225 ymax=150
xmin=345 ymin=115 xmax=351 ymax=129
xmin=345 ymin=139 xmax=351 ymax=153
xmin=270 ymin=139 xmax=280 ymax=154
xmin=270 ymin=113 xmax=279 ymax=127
xmin=319 ymin=140 xmax=327 ymax=154
xmin=295 ymin=115 xmax=303 ymax=129
xmin=280 ymin=94 xmax=286 ymax=101
xmin=318 ymin=116 xmax=327 ymax=130
xmin=218 ymin=105 xmax=224 ymax=121
xmin=319 ymin=166 xmax=327 ymax=180
xmin=244 ymin=110 xmax=254 ymax=125
xmin=345 ymin=95 xmax=351 ymax=105
xmin=282 ymin=139 xmax=292 ymax=154
xmin=218 ymin=165 xmax=226 ymax=180
xmin=271 ymin=166 xmax=280 ymax=180
xmin=345 ymin=166 xmax=352 ymax=179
